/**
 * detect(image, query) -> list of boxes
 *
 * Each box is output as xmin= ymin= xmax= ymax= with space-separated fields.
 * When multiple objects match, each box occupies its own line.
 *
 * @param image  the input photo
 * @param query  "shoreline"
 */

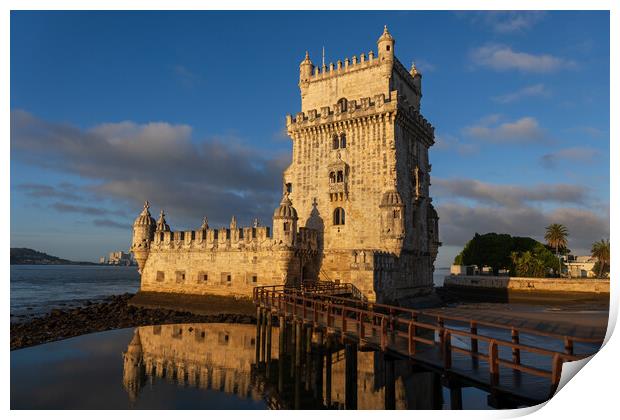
xmin=10 ymin=293 xmax=256 ymax=351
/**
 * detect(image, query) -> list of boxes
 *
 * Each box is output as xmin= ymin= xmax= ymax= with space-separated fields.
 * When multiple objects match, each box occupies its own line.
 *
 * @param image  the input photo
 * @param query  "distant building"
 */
xmin=108 ymin=251 xmax=135 ymax=266
xmin=564 ymin=255 xmax=597 ymax=278
xmin=99 ymin=256 xmax=106 ymax=264
xmin=450 ymin=265 xmax=479 ymax=276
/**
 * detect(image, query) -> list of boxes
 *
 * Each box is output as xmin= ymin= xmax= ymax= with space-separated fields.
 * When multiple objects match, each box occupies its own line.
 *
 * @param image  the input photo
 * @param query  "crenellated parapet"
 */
xmin=286 ymin=92 xmax=434 ymax=138
xmin=151 ymin=225 xmax=273 ymax=251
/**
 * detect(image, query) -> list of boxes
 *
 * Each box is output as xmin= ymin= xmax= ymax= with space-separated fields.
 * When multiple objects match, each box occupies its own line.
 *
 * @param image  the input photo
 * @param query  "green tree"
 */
xmin=453 ymin=232 xmax=547 ymax=275
xmin=510 ymin=243 xmax=557 ymax=277
xmin=591 ymin=239 xmax=610 ymax=278
xmin=544 ymin=224 xmax=569 ymax=276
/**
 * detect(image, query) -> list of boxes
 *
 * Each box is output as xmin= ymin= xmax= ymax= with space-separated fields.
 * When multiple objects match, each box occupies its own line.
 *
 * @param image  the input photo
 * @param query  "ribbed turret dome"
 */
xmin=134 ymin=201 xmax=156 ymax=226
xmin=380 ymin=190 xmax=404 ymax=207
xmin=155 ymin=210 xmax=170 ymax=232
xmin=377 ymin=25 xmax=394 ymax=43
xmin=300 ymin=51 xmax=312 ymax=66
xmin=273 ymin=192 xmax=298 ymax=219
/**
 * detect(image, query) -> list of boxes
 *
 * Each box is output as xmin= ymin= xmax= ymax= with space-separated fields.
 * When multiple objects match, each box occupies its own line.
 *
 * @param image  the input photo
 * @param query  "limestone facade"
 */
xmin=131 ymin=26 xmax=440 ymax=303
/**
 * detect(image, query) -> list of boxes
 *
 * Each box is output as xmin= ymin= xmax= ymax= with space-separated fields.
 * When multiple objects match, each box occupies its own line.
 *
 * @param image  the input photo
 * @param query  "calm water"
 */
xmin=433 ymin=267 xmax=450 ymax=287
xmin=10 ymin=265 xmax=140 ymax=320
xmin=10 ymin=323 xmax=494 ymax=409
xmin=11 ymin=265 xmax=446 ymax=321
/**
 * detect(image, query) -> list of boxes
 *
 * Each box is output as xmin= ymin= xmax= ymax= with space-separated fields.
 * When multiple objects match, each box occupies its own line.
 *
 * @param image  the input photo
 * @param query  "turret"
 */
xmin=377 ymin=25 xmax=395 ymax=62
xmin=122 ymin=329 xmax=144 ymax=402
xmin=130 ymin=201 xmax=156 ymax=273
xmin=410 ymin=62 xmax=423 ymax=103
xmin=273 ymin=191 xmax=298 ymax=246
xmin=379 ymin=188 xmax=405 ymax=242
xmin=299 ymin=51 xmax=314 ymax=83
xmin=155 ymin=210 xmax=170 ymax=233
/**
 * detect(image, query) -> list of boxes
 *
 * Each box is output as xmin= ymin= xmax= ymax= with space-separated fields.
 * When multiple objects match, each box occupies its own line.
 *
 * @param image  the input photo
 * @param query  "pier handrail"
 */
xmin=253 ymin=285 xmax=603 ymax=395
xmin=255 ymin=285 xmax=602 ymax=345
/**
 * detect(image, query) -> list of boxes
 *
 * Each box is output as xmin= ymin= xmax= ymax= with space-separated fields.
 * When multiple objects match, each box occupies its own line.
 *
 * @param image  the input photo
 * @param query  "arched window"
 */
xmin=337 ymin=98 xmax=347 ymax=112
xmin=329 ymin=171 xmax=336 ymax=183
xmin=283 ymin=222 xmax=290 ymax=232
xmin=332 ymin=135 xmax=339 ymax=150
xmin=336 ymin=170 xmax=344 ymax=182
xmin=393 ymin=209 xmax=400 ymax=219
xmin=340 ymin=133 xmax=346 ymax=148
xmin=333 ymin=208 xmax=345 ymax=225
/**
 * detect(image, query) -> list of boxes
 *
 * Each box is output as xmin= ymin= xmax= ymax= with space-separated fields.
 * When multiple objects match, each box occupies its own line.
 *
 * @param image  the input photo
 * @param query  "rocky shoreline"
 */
xmin=10 ymin=293 xmax=256 ymax=351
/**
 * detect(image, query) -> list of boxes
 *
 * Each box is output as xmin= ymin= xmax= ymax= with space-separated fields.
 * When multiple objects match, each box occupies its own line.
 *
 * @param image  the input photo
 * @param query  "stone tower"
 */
xmin=284 ymin=26 xmax=440 ymax=303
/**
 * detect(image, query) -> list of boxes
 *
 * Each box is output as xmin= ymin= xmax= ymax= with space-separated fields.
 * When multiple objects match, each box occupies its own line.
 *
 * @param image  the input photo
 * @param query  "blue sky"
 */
xmin=10 ymin=11 xmax=610 ymax=266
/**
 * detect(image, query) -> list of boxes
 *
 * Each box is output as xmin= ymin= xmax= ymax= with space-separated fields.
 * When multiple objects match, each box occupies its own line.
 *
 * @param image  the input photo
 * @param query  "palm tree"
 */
xmin=591 ymin=239 xmax=610 ymax=278
xmin=545 ymin=224 xmax=569 ymax=276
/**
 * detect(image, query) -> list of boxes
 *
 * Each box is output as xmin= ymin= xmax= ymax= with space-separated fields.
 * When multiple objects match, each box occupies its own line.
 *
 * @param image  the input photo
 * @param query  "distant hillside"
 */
xmin=10 ymin=248 xmax=97 ymax=265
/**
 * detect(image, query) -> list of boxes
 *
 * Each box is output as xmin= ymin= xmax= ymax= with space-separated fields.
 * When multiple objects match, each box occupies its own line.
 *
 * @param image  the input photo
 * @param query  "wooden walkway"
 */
xmin=253 ymin=285 xmax=604 ymax=405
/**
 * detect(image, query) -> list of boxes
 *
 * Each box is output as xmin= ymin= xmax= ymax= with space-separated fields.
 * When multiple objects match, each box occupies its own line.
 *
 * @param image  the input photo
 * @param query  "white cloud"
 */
xmin=461 ymin=11 xmax=546 ymax=34
xmin=493 ymin=83 xmax=551 ymax=104
xmin=470 ymin=44 xmax=576 ymax=73
xmin=433 ymin=178 xmax=589 ymax=207
xmin=462 ymin=116 xmax=546 ymax=143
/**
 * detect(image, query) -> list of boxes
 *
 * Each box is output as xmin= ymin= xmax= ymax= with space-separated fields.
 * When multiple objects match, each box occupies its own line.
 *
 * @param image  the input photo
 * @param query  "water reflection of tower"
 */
xmin=122 ymin=329 xmax=145 ymax=402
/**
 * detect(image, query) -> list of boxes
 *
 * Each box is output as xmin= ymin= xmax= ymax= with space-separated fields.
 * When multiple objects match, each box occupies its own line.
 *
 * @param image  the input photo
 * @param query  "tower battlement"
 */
xmin=286 ymin=92 xmax=434 ymax=138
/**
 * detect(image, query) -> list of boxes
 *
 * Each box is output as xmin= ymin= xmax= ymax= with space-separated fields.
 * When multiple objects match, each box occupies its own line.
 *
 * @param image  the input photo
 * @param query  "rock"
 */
xmin=50 ymin=309 xmax=63 ymax=317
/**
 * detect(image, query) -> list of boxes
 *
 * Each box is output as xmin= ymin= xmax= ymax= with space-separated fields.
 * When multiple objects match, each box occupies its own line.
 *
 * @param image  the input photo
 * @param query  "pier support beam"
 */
xmin=325 ymin=338 xmax=332 ymax=407
xmin=345 ymin=342 xmax=358 ymax=409
xmin=450 ymin=386 xmax=463 ymax=410
xmin=266 ymin=312 xmax=273 ymax=366
xmin=384 ymin=356 xmax=396 ymax=410
xmin=255 ymin=307 xmax=262 ymax=363
xmin=295 ymin=321 xmax=302 ymax=367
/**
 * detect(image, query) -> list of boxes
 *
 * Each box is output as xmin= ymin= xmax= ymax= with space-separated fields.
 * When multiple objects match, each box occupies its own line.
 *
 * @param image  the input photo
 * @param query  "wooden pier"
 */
xmin=253 ymin=284 xmax=604 ymax=406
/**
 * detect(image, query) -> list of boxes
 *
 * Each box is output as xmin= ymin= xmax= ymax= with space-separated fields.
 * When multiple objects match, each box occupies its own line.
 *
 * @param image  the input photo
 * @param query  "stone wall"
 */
xmin=140 ymin=247 xmax=305 ymax=297
xmin=444 ymin=275 xmax=610 ymax=294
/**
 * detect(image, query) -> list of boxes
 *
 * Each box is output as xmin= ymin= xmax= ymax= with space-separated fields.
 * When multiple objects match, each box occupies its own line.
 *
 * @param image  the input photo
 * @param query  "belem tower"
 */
xmin=131 ymin=27 xmax=440 ymax=304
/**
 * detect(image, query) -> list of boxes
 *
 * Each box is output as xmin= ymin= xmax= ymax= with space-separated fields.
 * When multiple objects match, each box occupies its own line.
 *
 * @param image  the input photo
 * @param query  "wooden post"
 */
xmin=266 ymin=312 xmax=273 ymax=363
xmin=279 ymin=316 xmax=286 ymax=358
xmin=564 ymin=337 xmax=574 ymax=355
xmin=551 ymin=353 xmax=563 ymax=389
xmin=305 ymin=325 xmax=312 ymax=353
xmin=470 ymin=321 xmax=478 ymax=354
xmin=381 ymin=317 xmax=388 ymax=350
xmin=295 ymin=321 xmax=302 ymax=367
xmin=342 ymin=307 xmax=347 ymax=333
xmin=511 ymin=329 xmax=520 ymax=365
xmin=303 ymin=296 xmax=307 ymax=319
xmin=489 ymin=340 xmax=499 ymax=386
xmin=255 ymin=307 xmax=262 ymax=363
xmin=327 ymin=302 xmax=332 ymax=328
xmin=313 ymin=301 xmax=318 ymax=325
xmin=438 ymin=318 xmax=445 ymax=350
xmin=359 ymin=312 xmax=365 ymax=339
xmin=408 ymin=322 xmax=415 ymax=355
xmin=443 ymin=330 xmax=452 ymax=369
